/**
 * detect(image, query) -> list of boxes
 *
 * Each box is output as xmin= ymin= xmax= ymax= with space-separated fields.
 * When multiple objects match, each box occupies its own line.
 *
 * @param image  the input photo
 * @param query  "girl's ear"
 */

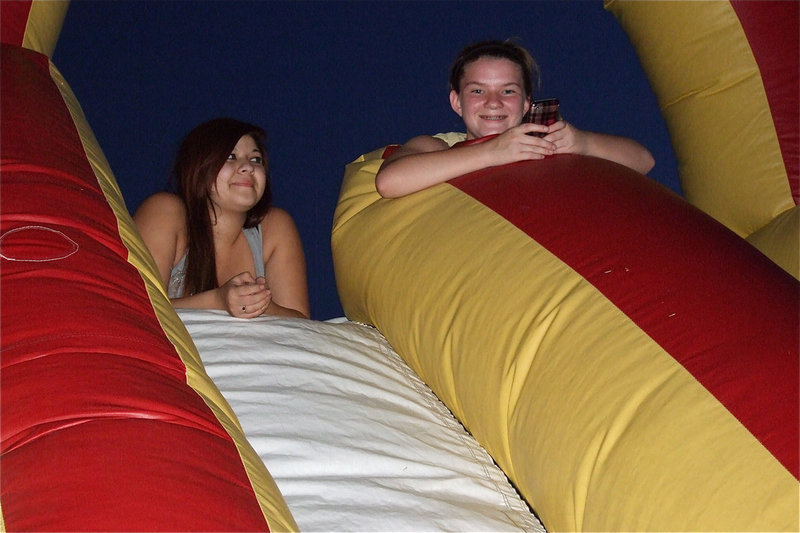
xmin=449 ymin=90 xmax=463 ymax=117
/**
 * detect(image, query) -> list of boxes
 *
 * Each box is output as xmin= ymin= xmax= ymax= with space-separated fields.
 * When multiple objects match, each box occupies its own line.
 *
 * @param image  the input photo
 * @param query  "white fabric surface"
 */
xmin=178 ymin=310 xmax=545 ymax=532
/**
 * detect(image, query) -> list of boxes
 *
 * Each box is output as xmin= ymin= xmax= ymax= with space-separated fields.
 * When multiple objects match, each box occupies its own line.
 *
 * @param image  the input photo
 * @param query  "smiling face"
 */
xmin=209 ymin=134 xmax=267 ymax=216
xmin=449 ymin=57 xmax=531 ymax=140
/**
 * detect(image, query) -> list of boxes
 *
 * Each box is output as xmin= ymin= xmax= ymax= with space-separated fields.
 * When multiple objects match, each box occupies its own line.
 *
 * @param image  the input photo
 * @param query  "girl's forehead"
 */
xmin=462 ymin=57 xmax=524 ymax=84
xmin=234 ymin=135 xmax=260 ymax=151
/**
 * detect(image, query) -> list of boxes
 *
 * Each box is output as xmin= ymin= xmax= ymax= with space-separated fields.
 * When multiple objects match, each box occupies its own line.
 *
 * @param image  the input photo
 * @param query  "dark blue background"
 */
xmin=53 ymin=0 xmax=679 ymax=320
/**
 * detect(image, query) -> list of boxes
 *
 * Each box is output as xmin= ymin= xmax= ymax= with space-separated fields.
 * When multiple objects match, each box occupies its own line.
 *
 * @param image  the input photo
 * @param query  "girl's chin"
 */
xmin=470 ymin=127 xmax=506 ymax=139
xmin=474 ymin=120 xmax=513 ymax=136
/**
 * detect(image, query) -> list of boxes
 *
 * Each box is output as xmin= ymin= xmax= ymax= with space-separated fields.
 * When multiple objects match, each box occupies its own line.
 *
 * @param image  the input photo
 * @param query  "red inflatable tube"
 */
xmin=1 ymin=43 xmax=270 ymax=532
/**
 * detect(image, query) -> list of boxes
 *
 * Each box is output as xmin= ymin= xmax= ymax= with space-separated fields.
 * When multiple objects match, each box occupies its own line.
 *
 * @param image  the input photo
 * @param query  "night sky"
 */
xmin=53 ymin=1 xmax=679 ymax=319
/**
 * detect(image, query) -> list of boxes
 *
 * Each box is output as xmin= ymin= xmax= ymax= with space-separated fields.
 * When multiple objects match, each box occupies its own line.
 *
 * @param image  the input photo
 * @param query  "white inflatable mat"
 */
xmin=178 ymin=310 xmax=545 ymax=532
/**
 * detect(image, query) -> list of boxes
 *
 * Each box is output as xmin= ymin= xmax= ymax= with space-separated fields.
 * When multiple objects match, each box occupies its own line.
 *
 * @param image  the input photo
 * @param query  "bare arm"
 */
xmin=375 ymin=122 xmax=653 ymax=198
xmin=132 ymin=192 xmax=185 ymax=289
xmin=375 ymin=123 xmax=554 ymax=198
xmin=133 ymin=193 xmax=277 ymax=317
xmin=546 ymin=121 xmax=655 ymax=175
xmin=375 ymin=135 xmax=458 ymax=198
xmin=261 ymin=207 xmax=309 ymax=319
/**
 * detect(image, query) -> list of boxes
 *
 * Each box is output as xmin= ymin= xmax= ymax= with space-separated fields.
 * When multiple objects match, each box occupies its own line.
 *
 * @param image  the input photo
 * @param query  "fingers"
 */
xmin=223 ymin=273 xmax=271 ymax=318
xmin=482 ymin=126 xmax=559 ymax=166
xmin=496 ymin=125 xmax=553 ymax=152
xmin=545 ymin=122 xmax=584 ymax=154
xmin=237 ymin=283 xmax=269 ymax=304
xmin=237 ymin=293 xmax=271 ymax=318
xmin=226 ymin=273 xmax=267 ymax=295
xmin=228 ymin=271 xmax=257 ymax=286
xmin=519 ymin=133 xmax=556 ymax=156
xmin=513 ymin=123 xmax=550 ymax=138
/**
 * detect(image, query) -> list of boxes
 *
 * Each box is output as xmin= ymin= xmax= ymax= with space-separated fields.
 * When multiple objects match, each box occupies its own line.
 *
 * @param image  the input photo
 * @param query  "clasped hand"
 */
xmin=487 ymin=120 xmax=586 ymax=164
xmin=220 ymin=272 xmax=270 ymax=318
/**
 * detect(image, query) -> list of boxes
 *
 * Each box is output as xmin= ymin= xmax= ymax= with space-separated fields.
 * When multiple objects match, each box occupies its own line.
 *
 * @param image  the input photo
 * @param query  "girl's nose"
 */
xmin=485 ymin=93 xmax=502 ymax=108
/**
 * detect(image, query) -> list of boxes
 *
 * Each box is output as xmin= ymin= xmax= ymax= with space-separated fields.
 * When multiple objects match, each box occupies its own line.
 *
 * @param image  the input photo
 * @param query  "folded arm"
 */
xmin=375 ymin=124 xmax=554 ymax=198
xmin=546 ymin=121 xmax=655 ymax=175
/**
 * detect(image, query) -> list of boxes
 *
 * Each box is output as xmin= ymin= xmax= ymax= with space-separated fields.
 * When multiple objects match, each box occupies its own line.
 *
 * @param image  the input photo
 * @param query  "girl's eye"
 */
xmin=250 ymin=156 xmax=264 ymax=165
xmin=227 ymin=153 xmax=236 ymax=160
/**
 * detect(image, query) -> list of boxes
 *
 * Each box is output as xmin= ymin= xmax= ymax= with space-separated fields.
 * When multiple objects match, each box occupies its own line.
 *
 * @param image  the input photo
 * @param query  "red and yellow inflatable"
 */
xmin=606 ymin=0 xmax=798 ymax=278
xmin=1 ymin=2 xmax=297 ymax=530
xmin=2 ymin=0 xmax=797 ymax=531
xmin=333 ymin=1 xmax=798 ymax=531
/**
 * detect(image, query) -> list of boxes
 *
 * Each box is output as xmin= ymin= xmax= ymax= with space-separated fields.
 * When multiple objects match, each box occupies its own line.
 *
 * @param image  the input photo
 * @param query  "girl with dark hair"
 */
xmin=134 ymin=118 xmax=309 ymax=319
xmin=375 ymin=40 xmax=655 ymax=198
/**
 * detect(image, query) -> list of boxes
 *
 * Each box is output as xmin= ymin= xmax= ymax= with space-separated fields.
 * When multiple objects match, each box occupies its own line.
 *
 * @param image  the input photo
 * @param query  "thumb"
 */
xmin=232 ymin=271 xmax=256 ymax=285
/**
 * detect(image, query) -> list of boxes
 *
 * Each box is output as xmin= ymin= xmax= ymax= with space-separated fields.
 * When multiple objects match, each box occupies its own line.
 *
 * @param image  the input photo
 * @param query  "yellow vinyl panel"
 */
xmin=22 ymin=0 xmax=69 ymax=57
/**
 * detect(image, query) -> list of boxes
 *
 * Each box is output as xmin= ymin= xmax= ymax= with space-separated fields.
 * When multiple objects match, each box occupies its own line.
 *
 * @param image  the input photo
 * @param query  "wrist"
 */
xmin=214 ymin=286 xmax=227 ymax=311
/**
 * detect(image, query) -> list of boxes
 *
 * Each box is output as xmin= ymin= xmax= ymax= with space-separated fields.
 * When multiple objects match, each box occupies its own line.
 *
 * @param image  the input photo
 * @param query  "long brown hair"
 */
xmin=171 ymin=118 xmax=271 ymax=296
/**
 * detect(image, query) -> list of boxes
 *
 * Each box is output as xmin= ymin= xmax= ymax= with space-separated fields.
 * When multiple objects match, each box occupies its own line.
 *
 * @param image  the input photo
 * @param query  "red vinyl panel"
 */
xmin=731 ymin=1 xmax=799 ymax=203
xmin=0 ymin=1 xmax=32 ymax=47
xmin=0 ymin=43 xmax=269 ymax=532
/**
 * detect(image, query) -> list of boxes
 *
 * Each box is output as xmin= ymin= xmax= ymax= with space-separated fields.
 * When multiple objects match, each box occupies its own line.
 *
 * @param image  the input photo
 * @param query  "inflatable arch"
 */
xmin=605 ymin=0 xmax=798 ymax=279
xmin=332 ymin=1 xmax=798 ymax=531
xmin=1 ymin=2 xmax=297 ymax=530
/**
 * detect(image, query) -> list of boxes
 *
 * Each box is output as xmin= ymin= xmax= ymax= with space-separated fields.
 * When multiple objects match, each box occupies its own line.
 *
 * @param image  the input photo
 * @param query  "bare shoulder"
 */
xmin=132 ymin=192 xmax=187 ymax=282
xmin=260 ymin=207 xmax=304 ymax=270
xmin=261 ymin=207 xmax=300 ymax=243
xmin=262 ymin=207 xmax=296 ymax=230
xmin=134 ymin=192 xmax=186 ymax=223
xmin=381 ymin=135 xmax=448 ymax=165
xmin=132 ymin=192 xmax=187 ymax=253
xmin=404 ymin=134 xmax=450 ymax=152
xmin=399 ymin=135 xmax=448 ymax=156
